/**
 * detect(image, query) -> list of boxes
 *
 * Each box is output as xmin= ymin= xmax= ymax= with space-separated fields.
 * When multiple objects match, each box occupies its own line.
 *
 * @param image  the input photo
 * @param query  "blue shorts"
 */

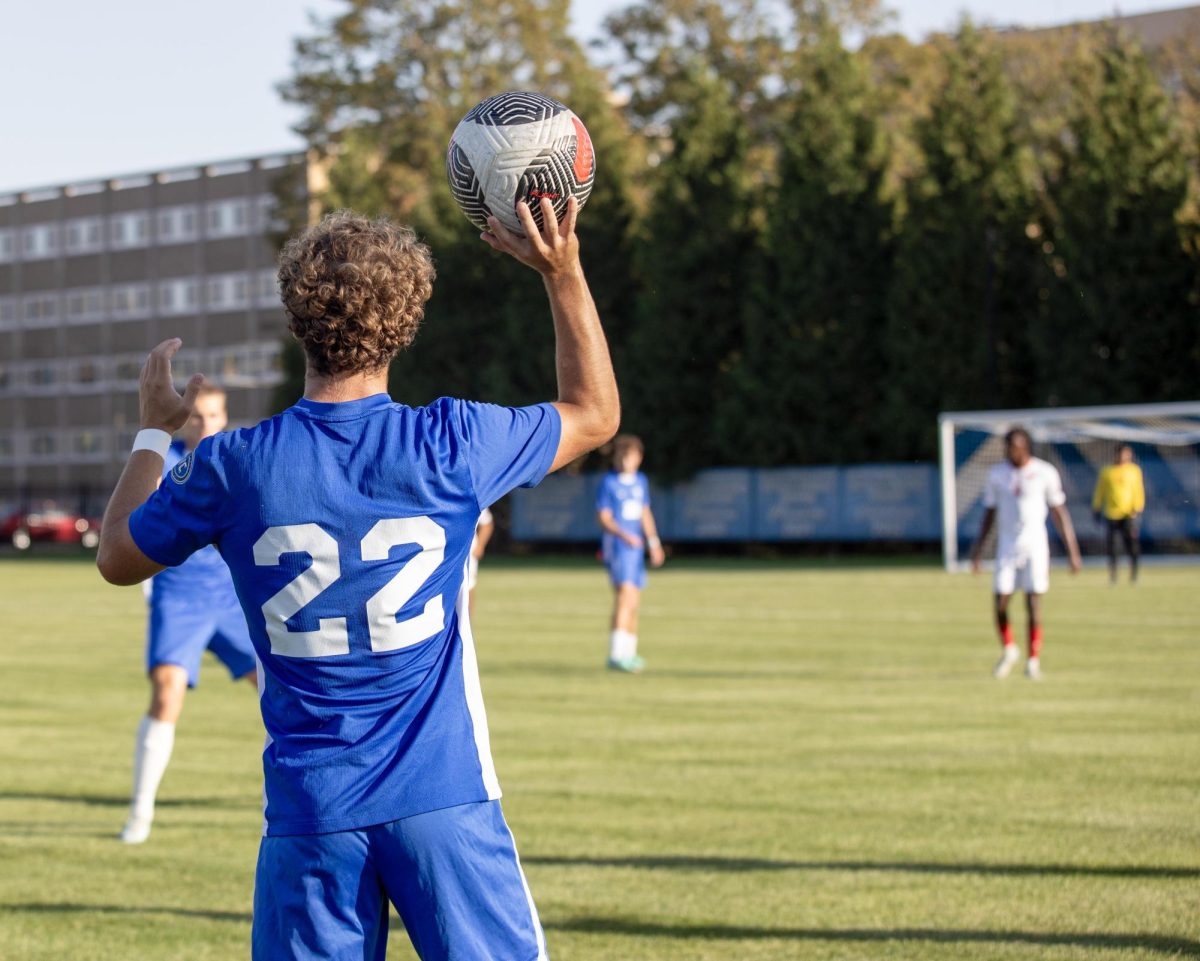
xmin=604 ymin=543 xmax=646 ymax=589
xmin=252 ymin=800 xmax=547 ymax=961
xmin=146 ymin=587 xmax=256 ymax=687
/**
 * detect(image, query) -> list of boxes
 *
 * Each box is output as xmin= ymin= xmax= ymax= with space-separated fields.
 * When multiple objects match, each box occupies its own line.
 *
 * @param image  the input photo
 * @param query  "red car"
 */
xmin=1 ymin=502 xmax=101 ymax=550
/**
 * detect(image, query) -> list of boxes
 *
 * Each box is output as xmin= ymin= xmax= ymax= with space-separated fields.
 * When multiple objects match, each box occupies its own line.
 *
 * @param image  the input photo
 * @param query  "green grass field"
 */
xmin=1 ymin=555 xmax=1197 ymax=960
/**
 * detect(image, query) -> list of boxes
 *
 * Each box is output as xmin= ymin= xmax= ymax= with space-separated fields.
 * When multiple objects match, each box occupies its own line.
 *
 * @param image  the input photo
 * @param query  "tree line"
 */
xmin=275 ymin=0 xmax=1200 ymax=478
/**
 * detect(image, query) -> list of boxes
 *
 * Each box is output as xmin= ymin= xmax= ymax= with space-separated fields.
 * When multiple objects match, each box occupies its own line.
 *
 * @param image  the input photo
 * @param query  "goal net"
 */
xmin=938 ymin=402 xmax=1200 ymax=571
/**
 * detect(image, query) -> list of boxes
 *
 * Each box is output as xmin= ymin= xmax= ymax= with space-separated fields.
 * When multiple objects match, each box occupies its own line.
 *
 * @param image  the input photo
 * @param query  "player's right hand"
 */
xmin=622 ymin=532 xmax=643 ymax=549
xmin=139 ymin=338 xmax=205 ymax=433
xmin=481 ymin=197 xmax=581 ymax=278
xmin=970 ymin=555 xmax=981 ymax=575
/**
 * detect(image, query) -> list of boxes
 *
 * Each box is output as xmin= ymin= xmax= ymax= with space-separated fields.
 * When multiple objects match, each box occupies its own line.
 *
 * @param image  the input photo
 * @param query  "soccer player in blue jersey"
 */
xmin=596 ymin=434 xmax=665 ymax=672
xmin=120 ymin=382 xmax=257 ymax=845
xmin=97 ymin=196 xmax=618 ymax=961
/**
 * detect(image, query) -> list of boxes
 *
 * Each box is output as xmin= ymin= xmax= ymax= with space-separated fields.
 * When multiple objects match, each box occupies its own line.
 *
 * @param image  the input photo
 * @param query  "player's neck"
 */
xmin=303 ymin=368 xmax=390 ymax=404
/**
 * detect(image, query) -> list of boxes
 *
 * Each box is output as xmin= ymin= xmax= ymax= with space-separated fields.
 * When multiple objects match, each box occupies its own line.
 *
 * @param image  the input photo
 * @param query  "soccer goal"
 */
xmin=938 ymin=401 xmax=1200 ymax=571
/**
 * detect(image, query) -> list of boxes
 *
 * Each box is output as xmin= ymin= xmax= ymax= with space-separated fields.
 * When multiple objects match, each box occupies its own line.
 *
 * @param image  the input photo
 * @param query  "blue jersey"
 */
xmin=596 ymin=471 xmax=649 ymax=549
xmin=128 ymin=394 xmax=561 ymax=836
xmin=150 ymin=441 xmax=237 ymax=599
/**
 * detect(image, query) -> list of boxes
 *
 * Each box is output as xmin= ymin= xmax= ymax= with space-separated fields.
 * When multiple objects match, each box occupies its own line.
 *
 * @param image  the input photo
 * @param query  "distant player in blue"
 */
xmin=97 ymin=197 xmax=618 ymax=961
xmin=596 ymin=434 xmax=665 ymax=673
xmin=120 ymin=382 xmax=257 ymax=845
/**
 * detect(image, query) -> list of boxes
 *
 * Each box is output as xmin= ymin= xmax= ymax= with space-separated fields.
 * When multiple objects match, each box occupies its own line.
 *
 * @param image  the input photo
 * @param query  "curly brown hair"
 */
xmin=278 ymin=212 xmax=435 ymax=376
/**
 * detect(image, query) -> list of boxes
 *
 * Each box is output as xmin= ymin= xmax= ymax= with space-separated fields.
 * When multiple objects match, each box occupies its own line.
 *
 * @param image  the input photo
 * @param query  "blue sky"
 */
xmin=0 ymin=0 xmax=1188 ymax=192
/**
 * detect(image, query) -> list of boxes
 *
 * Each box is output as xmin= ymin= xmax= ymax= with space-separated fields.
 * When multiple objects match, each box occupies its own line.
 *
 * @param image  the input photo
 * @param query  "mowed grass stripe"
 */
xmin=0 ymin=557 xmax=1196 ymax=960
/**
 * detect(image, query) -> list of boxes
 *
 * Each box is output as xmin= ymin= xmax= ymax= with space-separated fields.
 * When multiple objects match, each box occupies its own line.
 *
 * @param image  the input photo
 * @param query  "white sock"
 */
xmin=609 ymin=630 xmax=637 ymax=661
xmin=129 ymin=716 xmax=175 ymax=822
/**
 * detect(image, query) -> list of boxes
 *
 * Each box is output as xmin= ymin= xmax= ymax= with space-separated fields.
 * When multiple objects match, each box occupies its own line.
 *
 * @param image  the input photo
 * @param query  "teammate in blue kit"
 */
xmin=596 ymin=434 xmax=665 ymax=673
xmin=120 ymin=382 xmax=257 ymax=845
xmin=97 ymin=196 xmax=617 ymax=961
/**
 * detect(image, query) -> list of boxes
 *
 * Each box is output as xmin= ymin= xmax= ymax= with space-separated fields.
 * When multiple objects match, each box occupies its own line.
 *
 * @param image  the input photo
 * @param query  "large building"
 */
xmin=0 ymin=153 xmax=310 ymax=505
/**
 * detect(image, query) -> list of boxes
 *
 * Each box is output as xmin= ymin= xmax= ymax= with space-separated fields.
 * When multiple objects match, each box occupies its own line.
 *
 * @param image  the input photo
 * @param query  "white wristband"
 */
xmin=648 ymin=537 xmax=661 ymax=548
xmin=132 ymin=428 xmax=172 ymax=459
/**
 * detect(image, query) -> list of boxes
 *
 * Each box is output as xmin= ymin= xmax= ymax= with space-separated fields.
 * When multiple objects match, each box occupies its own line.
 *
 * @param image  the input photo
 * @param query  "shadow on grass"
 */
xmin=546 ymin=917 xmax=1200 ymax=956
xmin=0 ymin=791 xmax=248 ymax=810
xmin=524 ymin=853 xmax=1200 ymax=880
xmin=0 ymin=902 xmax=249 ymax=924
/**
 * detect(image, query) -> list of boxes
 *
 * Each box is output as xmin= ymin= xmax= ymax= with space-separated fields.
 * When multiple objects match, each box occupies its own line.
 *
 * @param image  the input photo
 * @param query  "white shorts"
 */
xmin=994 ymin=548 xmax=1050 ymax=595
xmin=466 ymin=556 xmax=480 ymax=591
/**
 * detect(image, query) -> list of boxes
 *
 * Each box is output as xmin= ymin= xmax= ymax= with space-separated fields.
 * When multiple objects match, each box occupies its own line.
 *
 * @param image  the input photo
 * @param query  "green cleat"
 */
xmin=606 ymin=655 xmax=645 ymax=673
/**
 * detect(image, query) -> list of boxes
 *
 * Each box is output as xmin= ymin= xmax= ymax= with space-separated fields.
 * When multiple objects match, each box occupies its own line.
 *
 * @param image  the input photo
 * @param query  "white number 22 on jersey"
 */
xmin=253 ymin=517 xmax=446 ymax=658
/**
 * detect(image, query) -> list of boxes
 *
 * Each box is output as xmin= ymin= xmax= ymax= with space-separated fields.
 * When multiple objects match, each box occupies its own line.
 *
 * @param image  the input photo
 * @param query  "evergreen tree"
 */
xmin=718 ymin=22 xmax=894 ymax=465
xmin=884 ymin=23 xmax=1041 ymax=460
xmin=277 ymin=0 xmax=641 ymax=416
xmin=1037 ymin=32 xmax=1199 ymax=406
xmin=619 ymin=63 xmax=763 ymax=478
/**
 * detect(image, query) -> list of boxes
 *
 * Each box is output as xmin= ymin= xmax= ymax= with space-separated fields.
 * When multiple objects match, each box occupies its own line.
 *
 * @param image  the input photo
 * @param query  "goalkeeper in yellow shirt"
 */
xmin=1092 ymin=444 xmax=1145 ymax=583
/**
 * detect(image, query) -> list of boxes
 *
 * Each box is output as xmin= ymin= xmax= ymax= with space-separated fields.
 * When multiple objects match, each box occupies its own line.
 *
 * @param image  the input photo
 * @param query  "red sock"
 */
xmin=999 ymin=622 xmax=1014 ymax=647
xmin=1029 ymin=625 xmax=1043 ymax=659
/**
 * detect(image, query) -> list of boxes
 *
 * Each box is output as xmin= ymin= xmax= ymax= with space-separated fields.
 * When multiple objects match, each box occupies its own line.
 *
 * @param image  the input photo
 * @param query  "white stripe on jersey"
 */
xmin=455 ymin=570 xmax=501 ymax=799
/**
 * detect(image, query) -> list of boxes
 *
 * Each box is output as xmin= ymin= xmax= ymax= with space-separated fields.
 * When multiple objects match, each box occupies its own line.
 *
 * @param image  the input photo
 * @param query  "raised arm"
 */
xmin=481 ymin=197 xmax=619 ymax=472
xmin=97 ymin=338 xmax=203 ymax=585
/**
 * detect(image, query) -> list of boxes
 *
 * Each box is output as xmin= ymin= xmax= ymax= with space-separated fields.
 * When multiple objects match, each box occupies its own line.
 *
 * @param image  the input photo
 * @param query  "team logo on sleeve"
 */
xmin=170 ymin=451 xmax=195 ymax=485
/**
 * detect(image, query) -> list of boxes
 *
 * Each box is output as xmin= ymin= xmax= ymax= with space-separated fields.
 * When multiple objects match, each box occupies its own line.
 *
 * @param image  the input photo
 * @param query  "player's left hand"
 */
xmin=139 ymin=338 xmax=205 ymax=432
xmin=1068 ymin=553 xmax=1082 ymax=575
xmin=649 ymin=543 xmax=666 ymax=568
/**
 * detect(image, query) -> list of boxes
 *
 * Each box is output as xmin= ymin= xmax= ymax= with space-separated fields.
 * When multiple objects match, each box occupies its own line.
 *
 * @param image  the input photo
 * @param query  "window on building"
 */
xmin=0 ymin=435 xmax=12 ymax=459
xmin=74 ymin=431 xmax=103 ymax=454
xmin=157 ymin=206 xmax=199 ymax=244
xmin=206 ymin=200 xmax=251 ymax=238
xmin=23 ymin=295 xmax=58 ymax=324
xmin=77 ymin=288 xmax=105 ymax=321
xmin=65 ymin=217 xmax=104 ymax=254
xmin=0 ymin=297 xmax=16 ymax=327
xmin=111 ymin=212 xmax=150 ymax=249
xmin=30 ymin=365 xmax=57 ymax=386
xmin=116 ymin=359 xmax=141 ymax=381
xmin=67 ymin=288 xmax=105 ymax=322
xmin=31 ymin=434 xmax=56 ymax=455
xmin=0 ymin=229 xmax=14 ymax=263
xmin=111 ymin=284 xmax=151 ymax=319
xmin=21 ymin=224 xmax=58 ymax=259
xmin=257 ymin=269 xmax=279 ymax=308
xmin=174 ymin=356 xmax=196 ymax=380
xmin=76 ymin=361 xmax=98 ymax=385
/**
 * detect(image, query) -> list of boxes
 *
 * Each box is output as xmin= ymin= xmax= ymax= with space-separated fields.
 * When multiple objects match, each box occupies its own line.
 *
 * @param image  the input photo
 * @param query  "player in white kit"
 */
xmin=970 ymin=428 xmax=1082 ymax=680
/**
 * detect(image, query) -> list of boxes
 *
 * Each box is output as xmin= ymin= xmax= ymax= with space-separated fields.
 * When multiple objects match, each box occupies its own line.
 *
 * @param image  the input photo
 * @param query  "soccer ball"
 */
xmin=447 ymin=91 xmax=595 ymax=237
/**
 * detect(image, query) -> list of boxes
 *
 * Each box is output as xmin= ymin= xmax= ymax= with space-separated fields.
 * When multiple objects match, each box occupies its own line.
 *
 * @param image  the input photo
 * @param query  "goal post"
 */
xmin=938 ymin=401 xmax=1200 ymax=571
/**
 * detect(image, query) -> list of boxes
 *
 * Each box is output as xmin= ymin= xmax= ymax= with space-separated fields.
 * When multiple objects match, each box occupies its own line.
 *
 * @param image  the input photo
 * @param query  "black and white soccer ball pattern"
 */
xmin=447 ymin=91 xmax=595 ymax=237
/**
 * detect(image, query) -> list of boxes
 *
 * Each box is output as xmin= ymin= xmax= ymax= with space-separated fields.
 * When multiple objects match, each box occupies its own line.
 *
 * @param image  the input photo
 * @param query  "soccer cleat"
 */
xmin=1024 ymin=657 xmax=1043 ymax=681
xmin=606 ymin=655 xmax=645 ymax=674
xmin=119 ymin=816 xmax=152 ymax=844
xmin=992 ymin=644 xmax=1020 ymax=679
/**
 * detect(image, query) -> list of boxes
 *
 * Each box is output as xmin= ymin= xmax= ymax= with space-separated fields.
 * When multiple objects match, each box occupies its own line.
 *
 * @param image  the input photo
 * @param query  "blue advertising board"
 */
xmin=511 ymin=464 xmax=942 ymax=543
